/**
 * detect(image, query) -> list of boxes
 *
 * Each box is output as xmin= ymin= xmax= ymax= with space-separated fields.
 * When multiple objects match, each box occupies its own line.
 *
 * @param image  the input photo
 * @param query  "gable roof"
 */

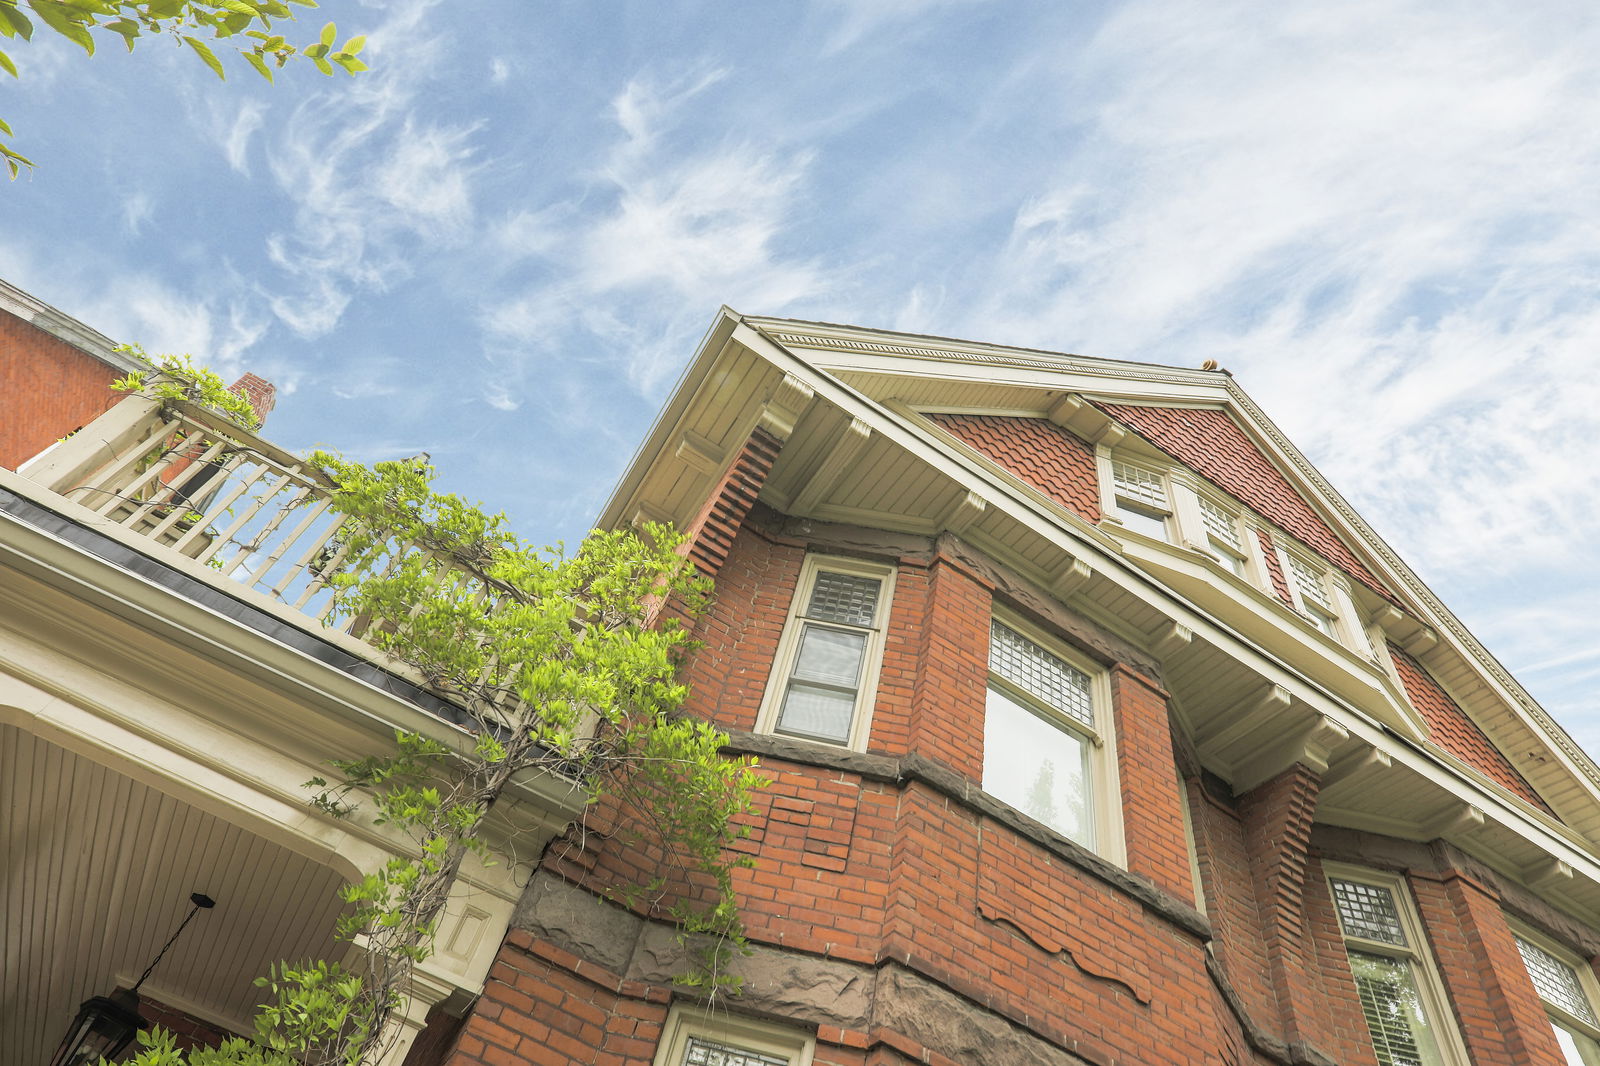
xmin=602 ymin=309 xmax=1600 ymax=918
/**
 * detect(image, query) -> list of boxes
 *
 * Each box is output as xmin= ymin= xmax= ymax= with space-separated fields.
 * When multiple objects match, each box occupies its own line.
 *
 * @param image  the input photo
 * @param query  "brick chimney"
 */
xmin=228 ymin=373 xmax=278 ymax=426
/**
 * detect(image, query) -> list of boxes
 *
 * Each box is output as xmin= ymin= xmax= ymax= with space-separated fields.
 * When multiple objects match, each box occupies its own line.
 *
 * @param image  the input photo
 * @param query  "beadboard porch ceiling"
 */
xmin=2 ymin=724 xmax=349 ymax=1066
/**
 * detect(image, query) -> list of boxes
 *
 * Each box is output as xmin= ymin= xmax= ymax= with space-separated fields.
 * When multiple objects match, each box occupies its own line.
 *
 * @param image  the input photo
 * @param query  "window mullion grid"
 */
xmin=1516 ymin=933 xmax=1600 ymax=1043
xmin=988 ymin=672 xmax=1099 ymax=746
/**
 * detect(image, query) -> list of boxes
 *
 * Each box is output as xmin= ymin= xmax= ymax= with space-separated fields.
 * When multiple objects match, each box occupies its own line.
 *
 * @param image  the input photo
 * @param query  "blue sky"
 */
xmin=4 ymin=0 xmax=1598 ymax=756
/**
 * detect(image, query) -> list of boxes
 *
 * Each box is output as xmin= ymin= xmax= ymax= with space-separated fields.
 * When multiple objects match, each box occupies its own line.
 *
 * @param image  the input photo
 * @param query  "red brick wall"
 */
xmin=1389 ymin=644 xmax=1550 ymax=813
xmin=516 ymin=519 xmax=1245 ymax=1066
xmin=928 ymin=414 xmax=1101 ymax=522
xmin=0 ymin=308 xmax=123 ymax=469
xmin=473 ymin=512 xmax=1571 ymax=1066
xmin=135 ymin=994 xmax=239 ymax=1053
xmin=1111 ymin=666 xmax=1195 ymax=902
xmin=1418 ymin=864 xmax=1567 ymax=1065
xmin=1098 ymin=403 xmax=1394 ymax=601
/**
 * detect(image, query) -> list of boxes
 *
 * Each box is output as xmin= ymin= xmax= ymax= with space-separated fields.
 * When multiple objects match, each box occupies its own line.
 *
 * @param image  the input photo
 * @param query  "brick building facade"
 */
xmin=436 ymin=314 xmax=1600 ymax=1066
xmin=10 ymin=297 xmax=1600 ymax=1066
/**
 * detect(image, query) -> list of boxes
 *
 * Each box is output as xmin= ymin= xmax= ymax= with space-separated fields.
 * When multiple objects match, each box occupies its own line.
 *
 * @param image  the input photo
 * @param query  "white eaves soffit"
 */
xmin=602 ymin=311 xmax=1600 ymax=917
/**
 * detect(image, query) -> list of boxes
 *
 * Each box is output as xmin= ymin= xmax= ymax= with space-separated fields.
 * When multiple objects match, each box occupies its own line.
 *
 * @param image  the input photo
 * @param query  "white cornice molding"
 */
xmin=751 ymin=319 xmax=1225 ymax=390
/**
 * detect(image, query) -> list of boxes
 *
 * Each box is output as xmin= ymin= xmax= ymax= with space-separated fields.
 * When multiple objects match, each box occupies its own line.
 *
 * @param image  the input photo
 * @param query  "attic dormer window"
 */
xmin=1281 ymin=548 xmax=1340 ymax=638
xmin=1197 ymin=495 xmax=1250 ymax=578
xmin=1109 ymin=460 xmax=1170 ymax=541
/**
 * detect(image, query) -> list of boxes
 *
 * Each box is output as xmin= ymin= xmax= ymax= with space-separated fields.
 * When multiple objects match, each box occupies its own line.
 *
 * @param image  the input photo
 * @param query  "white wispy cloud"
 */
xmin=482 ymin=67 xmax=831 ymax=398
xmin=928 ymin=0 xmax=1600 ymax=733
xmin=253 ymin=0 xmax=481 ymax=338
xmin=814 ymin=0 xmax=993 ymax=54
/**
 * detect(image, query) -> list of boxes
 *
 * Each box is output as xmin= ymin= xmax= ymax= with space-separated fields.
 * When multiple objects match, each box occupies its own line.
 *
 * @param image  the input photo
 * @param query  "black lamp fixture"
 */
xmin=48 ymin=892 xmax=217 ymax=1066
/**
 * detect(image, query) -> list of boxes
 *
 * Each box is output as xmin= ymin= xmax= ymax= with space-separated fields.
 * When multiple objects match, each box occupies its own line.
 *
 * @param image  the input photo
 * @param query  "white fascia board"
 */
xmin=744 ymin=317 xmax=1230 ymax=394
xmin=728 ymin=322 xmax=1600 ymax=883
xmin=596 ymin=308 xmax=743 ymax=531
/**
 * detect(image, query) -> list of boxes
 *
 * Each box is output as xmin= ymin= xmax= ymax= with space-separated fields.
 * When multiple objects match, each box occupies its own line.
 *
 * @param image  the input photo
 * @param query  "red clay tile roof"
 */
xmin=1389 ymin=644 xmax=1552 ymax=815
xmin=1096 ymin=403 xmax=1394 ymax=601
xmin=929 ymin=414 xmax=1101 ymax=523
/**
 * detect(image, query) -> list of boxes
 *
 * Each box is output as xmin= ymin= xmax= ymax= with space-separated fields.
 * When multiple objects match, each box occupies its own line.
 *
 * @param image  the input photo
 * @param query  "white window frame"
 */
xmin=1101 ymin=454 xmax=1173 ymax=542
xmin=1510 ymin=921 xmax=1600 ymax=1065
xmin=1174 ymin=482 xmax=1254 ymax=581
xmin=651 ymin=1004 xmax=816 ymax=1066
xmin=1324 ymin=864 xmax=1471 ymax=1066
xmin=1176 ymin=770 xmax=1207 ymax=915
xmin=983 ymin=611 xmax=1124 ymax=863
xmin=756 ymin=554 xmax=896 ymax=751
xmin=1278 ymin=544 xmax=1345 ymax=641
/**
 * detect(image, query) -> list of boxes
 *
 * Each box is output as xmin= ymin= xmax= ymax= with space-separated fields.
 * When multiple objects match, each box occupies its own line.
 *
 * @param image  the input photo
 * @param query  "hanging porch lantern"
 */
xmin=47 ymin=893 xmax=216 ymax=1066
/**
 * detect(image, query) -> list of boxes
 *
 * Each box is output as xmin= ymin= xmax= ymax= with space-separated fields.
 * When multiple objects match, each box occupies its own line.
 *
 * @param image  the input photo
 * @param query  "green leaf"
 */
xmin=333 ymin=53 xmax=365 ymax=74
xmin=0 ymin=48 xmax=13 ymax=77
xmin=104 ymin=17 xmax=138 ymax=49
xmin=244 ymin=48 xmax=272 ymax=81
xmin=218 ymin=0 xmax=259 ymax=13
xmin=302 ymin=40 xmax=325 ymax=57
xmin=0 ymin=117 xmax=11 ymax=135
xmin=1 ymin=141 xmax=34 ymax=179
xmin=27 ymin=1 xmax=94 ymax=55
xmin=182 ymin=34 xmax=225 ymax=79
xmin=0 ymin=5 xmax=30 ymax=40
xmin=339 ymin=33 xmax=364 ymax=54
xmin=317 ymin=18 xmax=333 ymax=46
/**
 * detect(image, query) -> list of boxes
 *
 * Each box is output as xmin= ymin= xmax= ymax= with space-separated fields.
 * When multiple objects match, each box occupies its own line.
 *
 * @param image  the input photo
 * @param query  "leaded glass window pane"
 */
xmin=683 ymin=1037 xmax=790 ymax=1066
xmin=806 ymin=571 xmax=881 ymax=627
xmin=984 ymin=685 xmax=1093 ymax=847
xmin=1349 ymin=952 xmax=1446 ymax=1066
xmin=1285 ymin=552 xmax=1335 ymax=613
xmin=1331 ymin=878 xmax=1408 ymax=946
xmin=989 ymin=622 xmax=1094 ymax=728
xmin=1111 ymin=460 xmax=1167 ymax=509
xmin=1517 ymin=936 xmax=1599 ymax=1026
xmin=1199 ymin=497 xmax=1242 ymax=551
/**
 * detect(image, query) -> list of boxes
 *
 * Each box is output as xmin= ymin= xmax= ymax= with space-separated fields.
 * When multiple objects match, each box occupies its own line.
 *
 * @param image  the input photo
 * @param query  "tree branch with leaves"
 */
xmin=0 ymin=0 xmax=367 ymax=177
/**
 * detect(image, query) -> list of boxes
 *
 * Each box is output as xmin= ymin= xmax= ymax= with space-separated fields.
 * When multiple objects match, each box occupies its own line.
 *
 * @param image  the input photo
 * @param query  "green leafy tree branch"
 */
xmin=110 ymin=362 xmax=765 ymax=1066
xmin=0 ymin=0 xmax=367 ymax=177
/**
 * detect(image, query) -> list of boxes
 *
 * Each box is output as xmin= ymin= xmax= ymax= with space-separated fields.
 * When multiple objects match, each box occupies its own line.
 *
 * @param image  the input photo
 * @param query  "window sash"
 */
xmin=1516 ymin=935 xmax=1599 ymax=1027
xmin=761 ymin=559 xmax=891 ymax=750
xmin=1348 ymin=951 xmax=1449 ymax=1066
xmin=983 ymin=684 xmax=1094 ymax=847
xmin=683 ymin=1037 xmax=791 ymax=1066
xmin=989 ymin=620 xmax=1095 ymax=729
xmin=1111 ymin=460 xmax=1168 ymax=510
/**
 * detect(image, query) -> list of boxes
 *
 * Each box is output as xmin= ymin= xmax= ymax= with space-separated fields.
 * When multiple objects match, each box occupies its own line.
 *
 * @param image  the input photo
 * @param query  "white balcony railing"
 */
xmin=19 ymin=392 xmax=394 ymax=645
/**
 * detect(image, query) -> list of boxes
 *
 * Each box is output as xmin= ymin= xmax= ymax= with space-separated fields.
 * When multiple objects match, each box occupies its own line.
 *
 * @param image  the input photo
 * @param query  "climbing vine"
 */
xmin=116 ymin=366 xmax=764 ymax=1066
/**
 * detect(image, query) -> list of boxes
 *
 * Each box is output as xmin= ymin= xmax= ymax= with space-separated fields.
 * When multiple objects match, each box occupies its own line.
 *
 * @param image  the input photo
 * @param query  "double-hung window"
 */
xmin=1197 ymin=495 xmax=1250 ymax=578
xmin=1282 ymin=548 xmax=1341 ymax=638
xmin=1513 ymin=927 xmax=1600 ymax=1065
xmin=1327 ymin=868 xmax=1468 ymax=1066
xmin=983 ymin=618 xmax=1116 ymax=854
xmin=758 ymin=555 xmax=894 ymax=749
xmin=1109 ymin=459 xmax=1171 ymax=541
